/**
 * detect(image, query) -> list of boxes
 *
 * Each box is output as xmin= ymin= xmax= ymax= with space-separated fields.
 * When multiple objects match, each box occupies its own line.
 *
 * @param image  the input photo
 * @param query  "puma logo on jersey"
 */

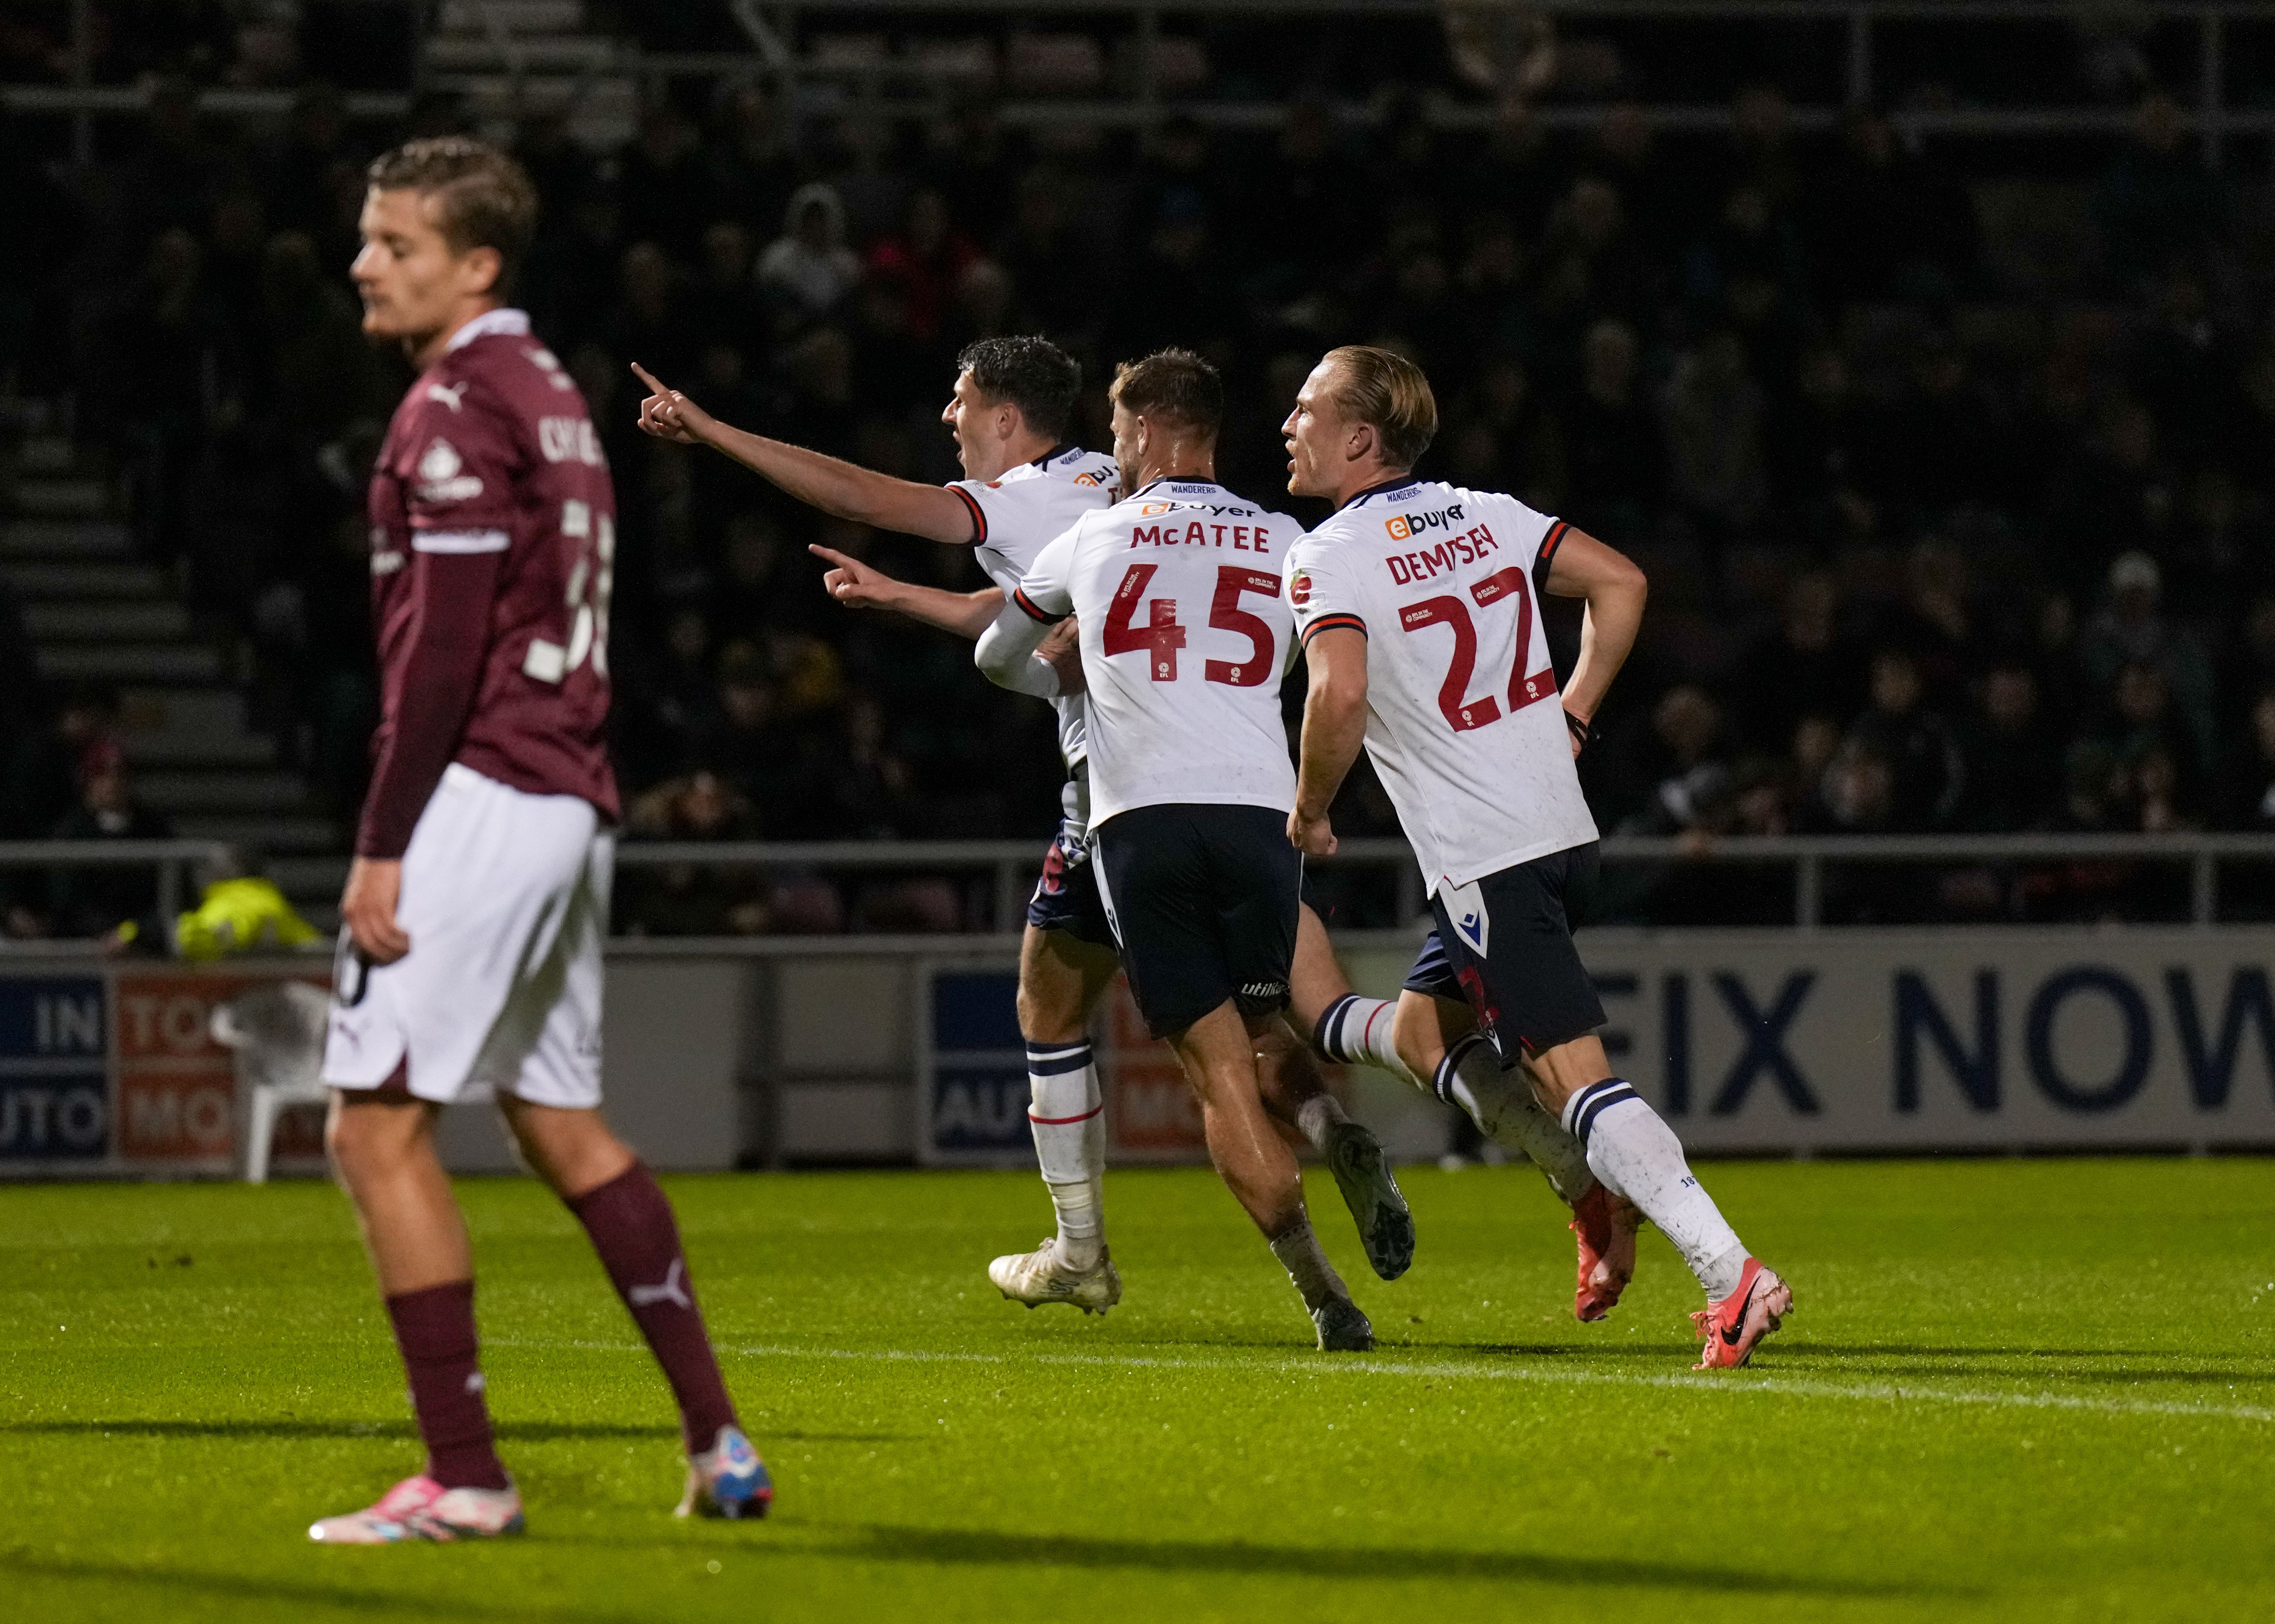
xmin=1384 ymin=504 xmax=1465 ymax=541
xmin=425 ymin=382 xmax=468 ymax=411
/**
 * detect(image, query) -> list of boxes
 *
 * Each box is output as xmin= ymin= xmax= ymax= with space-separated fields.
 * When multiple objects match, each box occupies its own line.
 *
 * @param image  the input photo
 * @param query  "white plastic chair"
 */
xmin=213 ymin=981 xmax=333 ymax=1183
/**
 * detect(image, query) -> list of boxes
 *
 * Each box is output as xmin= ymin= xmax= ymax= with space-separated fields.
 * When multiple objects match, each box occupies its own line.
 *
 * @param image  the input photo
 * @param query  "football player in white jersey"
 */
xmin=1282 ymin=346 xmax=1795 ymax=1368
xmin=976 ymin=349 xmax=1377 ymax=1351
xmin=632 ymin=341 xmax=1412 ymax=1318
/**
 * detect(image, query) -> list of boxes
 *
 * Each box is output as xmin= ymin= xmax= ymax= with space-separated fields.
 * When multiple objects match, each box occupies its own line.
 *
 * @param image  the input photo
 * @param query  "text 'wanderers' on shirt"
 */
xmin=1011 ymin=478 xmax=1305 ymax=828
xmin=949 ymin=445 xmax=1118 ymax=768
xmin=1284 ymin=477 xmax=1598 ymax=894
xmin=367 ymin=307 xmax=619 ymax=823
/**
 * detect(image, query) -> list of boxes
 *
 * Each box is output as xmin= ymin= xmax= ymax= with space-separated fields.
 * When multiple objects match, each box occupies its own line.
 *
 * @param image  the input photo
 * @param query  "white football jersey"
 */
xmin=950 ymin=445 xmax=1119 ymax=767
xmin=1012 ymin=477 xmax=1303 ymax=828
xmin=1286 ymin=477 xmax=1598 ymax=894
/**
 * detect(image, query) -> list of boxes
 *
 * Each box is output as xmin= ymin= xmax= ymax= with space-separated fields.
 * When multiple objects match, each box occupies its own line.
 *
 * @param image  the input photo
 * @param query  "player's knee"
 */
xmin=324 ymin=1094 xmax=426 ymax=1176
xmin=500 ymin=1099 xmax=631 ymax=1197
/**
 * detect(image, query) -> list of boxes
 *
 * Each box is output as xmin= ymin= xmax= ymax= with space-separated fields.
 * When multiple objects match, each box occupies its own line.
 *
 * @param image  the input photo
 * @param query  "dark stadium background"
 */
xmin=5 ymin=0 xmax=2275 ymax=942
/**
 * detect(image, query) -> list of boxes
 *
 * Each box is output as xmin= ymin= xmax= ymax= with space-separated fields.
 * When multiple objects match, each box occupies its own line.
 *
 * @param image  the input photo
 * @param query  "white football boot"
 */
xmin=987 ymin=1238 xmax=1122 ymax=1315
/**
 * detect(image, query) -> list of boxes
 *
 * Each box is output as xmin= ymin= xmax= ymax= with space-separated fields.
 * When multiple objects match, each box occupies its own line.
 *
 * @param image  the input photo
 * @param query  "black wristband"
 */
xmin=1564 ymin=709 xmax=1594 ymax=749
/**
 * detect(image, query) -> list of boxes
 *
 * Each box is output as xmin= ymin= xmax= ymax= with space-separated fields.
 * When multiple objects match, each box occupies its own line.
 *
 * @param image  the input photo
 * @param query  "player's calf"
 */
xmin=1258 ymin=1020 xmax=1413 ymax=1281
xmin=1022 ymin=1037 xmax=1106 ymax=1273
xmin=1554 ymin=1069 xmax=1792 ymax=1365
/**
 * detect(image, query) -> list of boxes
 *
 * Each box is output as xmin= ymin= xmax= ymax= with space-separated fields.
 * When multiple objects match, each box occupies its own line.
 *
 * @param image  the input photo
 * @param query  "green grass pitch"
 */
xmin=4 ymin=1157 xmax=2271 ymax=1622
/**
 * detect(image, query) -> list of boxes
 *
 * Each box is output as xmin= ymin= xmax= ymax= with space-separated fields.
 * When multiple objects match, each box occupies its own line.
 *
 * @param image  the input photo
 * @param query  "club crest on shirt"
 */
xmin=416 ymin=437 xmax=484 ymax=504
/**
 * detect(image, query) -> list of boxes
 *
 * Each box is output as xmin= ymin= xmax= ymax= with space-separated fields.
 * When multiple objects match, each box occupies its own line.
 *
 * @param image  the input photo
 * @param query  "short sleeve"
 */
xmin=1012 ymin=522 xmax=1080 ymax=621
xmin=1287 ymin=533 xmax=1367 ymax=647
xmin=945 ymin=476 xmax=1033 ymax=545
xmin=1530 ymin=515 xmax=1573 ymax=599
xmin=402 ymin=381 xmax=523 ymax=552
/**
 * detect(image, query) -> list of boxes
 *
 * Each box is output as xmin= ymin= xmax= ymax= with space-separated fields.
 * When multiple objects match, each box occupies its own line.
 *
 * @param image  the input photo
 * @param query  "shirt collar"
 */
xmin=1339 ymin=474 xmax=1421 ymax=512
xmin=446 ymin=308 xmax=532 ymax=352
xmin=1128 ymin=474 xmax=1220 ymax=501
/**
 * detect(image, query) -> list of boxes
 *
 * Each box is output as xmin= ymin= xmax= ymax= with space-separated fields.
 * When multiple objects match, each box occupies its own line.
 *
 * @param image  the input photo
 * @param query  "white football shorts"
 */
xmin=324 ymin=763 xmax=612 ymax=1108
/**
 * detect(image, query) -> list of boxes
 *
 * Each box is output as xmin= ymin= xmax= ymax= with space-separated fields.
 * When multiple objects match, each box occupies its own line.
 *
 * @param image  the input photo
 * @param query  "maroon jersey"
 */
xmin=363 ymin=308 xmax=619 ymax=850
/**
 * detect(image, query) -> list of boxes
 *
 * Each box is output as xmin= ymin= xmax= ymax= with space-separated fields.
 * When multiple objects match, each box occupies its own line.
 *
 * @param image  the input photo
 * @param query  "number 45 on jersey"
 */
xmin=1104 ymin=563 xmax=1281 ymax=686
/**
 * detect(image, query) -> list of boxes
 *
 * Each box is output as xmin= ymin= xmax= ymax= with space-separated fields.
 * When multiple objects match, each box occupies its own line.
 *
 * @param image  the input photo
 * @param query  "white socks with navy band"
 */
xmin=1312 ymin=993 xmax=1412 ymax=1083
xmin=1434 ymin=1034 xmax=1595 ymax=1203
xmin=1562 ymin=1077 xmax=1748 ymax=1302
xmin=1026 ymin=1040 xmax=1106 ymax=1271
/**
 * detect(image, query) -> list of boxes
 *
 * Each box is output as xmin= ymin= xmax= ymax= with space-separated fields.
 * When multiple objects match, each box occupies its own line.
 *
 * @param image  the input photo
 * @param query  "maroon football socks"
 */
xmin=567 ymin=1162 xmax=739 ymax=1453
xmin=384 ymin=1279 xmax=510 ymax=1491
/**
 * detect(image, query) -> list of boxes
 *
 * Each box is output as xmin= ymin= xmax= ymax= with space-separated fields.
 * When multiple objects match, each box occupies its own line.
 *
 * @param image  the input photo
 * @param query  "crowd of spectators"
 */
xmin=7 ymin=24 xmax=2275 ymax=931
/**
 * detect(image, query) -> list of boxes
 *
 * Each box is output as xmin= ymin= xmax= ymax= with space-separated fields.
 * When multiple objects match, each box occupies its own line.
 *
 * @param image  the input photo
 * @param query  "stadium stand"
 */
xmin=5 ymin=1 xmax=2275 ymax=939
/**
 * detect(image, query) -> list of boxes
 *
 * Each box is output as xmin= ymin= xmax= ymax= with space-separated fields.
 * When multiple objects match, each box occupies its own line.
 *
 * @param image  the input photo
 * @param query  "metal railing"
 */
xmin=0 ymin=839 xmax=235 ymax=945
xmin=616 ymin=830 xmax=2275 ymax=932
xmin=3 ymin=832 xmax=2270 ymax=952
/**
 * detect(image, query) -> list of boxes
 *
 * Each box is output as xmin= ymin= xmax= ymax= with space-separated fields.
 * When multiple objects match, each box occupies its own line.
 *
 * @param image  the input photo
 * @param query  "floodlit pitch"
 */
xmin=3 ymin=1157 xmax=2269 ymax=1621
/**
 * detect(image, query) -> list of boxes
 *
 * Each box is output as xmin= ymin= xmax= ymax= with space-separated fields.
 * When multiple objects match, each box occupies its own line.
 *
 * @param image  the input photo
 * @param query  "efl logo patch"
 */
xmin=1290 ymin=571 xmax=1312 ymax=607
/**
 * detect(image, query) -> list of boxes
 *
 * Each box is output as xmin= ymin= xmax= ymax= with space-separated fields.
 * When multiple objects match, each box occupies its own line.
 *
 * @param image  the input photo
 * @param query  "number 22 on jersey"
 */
xmin=1398 ymin=565 xmax=1555 ymax=733
xmin=1103 ymin=563 xmax=1279 ymax=686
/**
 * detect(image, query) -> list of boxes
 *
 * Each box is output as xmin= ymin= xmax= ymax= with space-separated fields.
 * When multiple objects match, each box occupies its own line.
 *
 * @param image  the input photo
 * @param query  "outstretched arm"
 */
xmin=634 ymin=363 xmax=975 ymax=545
xmin=1544 ymin=527 xmax=1647 ymax=746
xmin=1290 ymin=626 xmax=1369 ymax=856
xmin=809 ymin=545 xmax=1004 ymax=639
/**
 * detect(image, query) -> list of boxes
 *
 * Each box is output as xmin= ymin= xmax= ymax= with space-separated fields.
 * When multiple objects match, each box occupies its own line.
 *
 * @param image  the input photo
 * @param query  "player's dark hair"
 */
xmin=1109 ymin=348 xmax=1222 ymax=439
xmin=954 ymin=336 xmax=1081 ymax=442
xmin=1320 ymin=345 xmax=1438 ymax=469
xmin=365 ymin=136 xmax=540 ymax=300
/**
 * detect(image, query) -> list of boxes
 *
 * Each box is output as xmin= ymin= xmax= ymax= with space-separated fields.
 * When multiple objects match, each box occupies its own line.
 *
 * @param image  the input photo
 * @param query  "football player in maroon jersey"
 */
xmin=309 ymin=138 xmax=769 ymax=1544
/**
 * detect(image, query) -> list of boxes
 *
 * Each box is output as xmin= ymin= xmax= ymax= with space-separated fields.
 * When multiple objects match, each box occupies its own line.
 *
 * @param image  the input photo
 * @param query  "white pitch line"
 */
xmin=727 ymin=1343 xmax=2275 ymax=1425
xmin=493 ymin=1336 xmax=2275 ymax=1425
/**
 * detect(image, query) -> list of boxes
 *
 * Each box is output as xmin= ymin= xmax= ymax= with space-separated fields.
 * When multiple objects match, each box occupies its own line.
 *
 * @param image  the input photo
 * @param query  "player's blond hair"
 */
xmin=1320 ymin=345 xmax=1438 ymax=470
xmin=367 ymin=137 xmax=540 ymax=298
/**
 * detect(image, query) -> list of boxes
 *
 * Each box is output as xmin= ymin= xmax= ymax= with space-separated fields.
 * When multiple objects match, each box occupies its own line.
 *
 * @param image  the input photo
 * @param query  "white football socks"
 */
xmin=1267 ymin=1218 xmax=1349 ymax=1312
xmin=1312 ymin=993 xmax=1417 ymax=1087
xmin=1294 ymin=1090 xmax=1349 ymax=1149
xmin=1562 ymin=1078 xmax=1748 ymax=1301
xmin=1026 ymin=1041 xmax=1106 ymax=1271
xmin=1435 ymin=1035 xmax=1595 ymax=1203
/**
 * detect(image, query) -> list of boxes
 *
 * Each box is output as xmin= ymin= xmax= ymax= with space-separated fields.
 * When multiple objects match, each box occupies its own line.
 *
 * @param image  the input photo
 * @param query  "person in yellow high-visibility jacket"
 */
xmin=173 ymin=876 xmax=322 ymax=960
